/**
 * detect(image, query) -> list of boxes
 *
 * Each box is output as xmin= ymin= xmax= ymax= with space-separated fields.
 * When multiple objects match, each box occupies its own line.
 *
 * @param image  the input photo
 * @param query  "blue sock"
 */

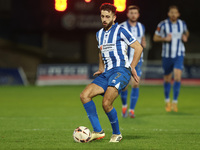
xmin=83 ymin=100 xmax=102 ymax=132
xmin=173 ymin=81 xmax=181 ymax=101
xmin=121 ymin=90 xmax=128 ymax=106
xmin=130 ymin=88 xmax=139 ymax=110
xmin=106 ymin=108 xmax=120 ymax=134
xmin=164 ymin=82 xmax=171 ymax=99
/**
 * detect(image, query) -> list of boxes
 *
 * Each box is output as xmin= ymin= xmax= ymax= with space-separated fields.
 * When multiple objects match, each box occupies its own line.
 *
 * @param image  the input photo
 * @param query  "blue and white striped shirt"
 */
xmin=120 ymin=20 xmax=145 ymax=63
xmin=96 ymin=23 xmax=136 ymax=71
xmin=155 ymin=18 xmax=188 ymax=58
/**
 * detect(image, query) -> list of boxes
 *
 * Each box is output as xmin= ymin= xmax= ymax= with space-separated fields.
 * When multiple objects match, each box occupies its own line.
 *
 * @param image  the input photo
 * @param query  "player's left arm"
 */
xmin=182 ymin=22 xmax=189 ymax=42
xmin=141 ymin=36 xmax=146 ymax=48
xmin=182 ymin=30 xmax=189 ymax=43
xmin=141 ymin=24 xmax=146 ymax=48
xmin=129 ymin=41 xmax=143 ymax=82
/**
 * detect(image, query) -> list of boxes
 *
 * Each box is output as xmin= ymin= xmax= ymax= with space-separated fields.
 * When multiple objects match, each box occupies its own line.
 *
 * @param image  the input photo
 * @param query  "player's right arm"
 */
xmin=153 ymin=22 xmax=171 ymax=42
xmin=153 ymin=34 xmax=172 ymax=42
xmin=93 ymin=50 xmax=104 ymax=76
xmin=141 ymin=36 xmax=147 ymax=48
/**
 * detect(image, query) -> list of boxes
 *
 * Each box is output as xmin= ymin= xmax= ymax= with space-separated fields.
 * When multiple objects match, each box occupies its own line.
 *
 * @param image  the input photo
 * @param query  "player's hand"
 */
xmin=141 ymin=38 xmax=146 ymax=48
xmin=165 ymin=34 xmax=172 ymax=42
xmin=131 ymin=68 xmax=139 ymax=83
xmin=93 ymin=70 xmax=103 ymax=76
xmin=182 ymin=34 xmax=188 ymax=42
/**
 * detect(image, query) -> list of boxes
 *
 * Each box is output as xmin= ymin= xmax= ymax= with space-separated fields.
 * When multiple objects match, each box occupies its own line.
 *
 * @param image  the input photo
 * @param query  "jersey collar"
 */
xmin=168 ymin=18 xmax=179 ymax=24
xmin=126 ymin=20 xmax=138 ymax=27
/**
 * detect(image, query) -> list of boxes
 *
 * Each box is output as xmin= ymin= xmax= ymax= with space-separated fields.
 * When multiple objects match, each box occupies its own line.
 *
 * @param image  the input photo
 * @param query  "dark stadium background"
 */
xmin=0 ymin=0 xmax=199 ymax=84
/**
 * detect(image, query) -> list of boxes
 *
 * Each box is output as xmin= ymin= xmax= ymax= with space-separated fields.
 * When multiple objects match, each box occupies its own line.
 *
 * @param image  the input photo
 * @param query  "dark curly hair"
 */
xmin=100 ymin=3 xmax=116 ymax=15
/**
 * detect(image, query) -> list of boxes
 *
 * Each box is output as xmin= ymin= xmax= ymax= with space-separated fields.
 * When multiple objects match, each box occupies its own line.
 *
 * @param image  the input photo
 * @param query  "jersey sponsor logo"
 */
xmin=171 ymin=32 xmax=182 ymax=39
xmin=101 ymin=43 xmax=116 ymax=52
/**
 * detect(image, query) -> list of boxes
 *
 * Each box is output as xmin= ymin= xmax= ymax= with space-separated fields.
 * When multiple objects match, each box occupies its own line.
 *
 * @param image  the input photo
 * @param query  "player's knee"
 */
xmin=80 ymin=91 xmax=89 ymax=104
xmin=164 ymin=76 xmax=171 ymax=82
xmin=132 ymin=82 xmax=139 ymax=88
xmin=174 ymin=77 xmax=181 ymax=82
xmin=102 ymin=100 xmax=112 ymax=112
xmin=131 ymin=77 xmax=140 ymax=88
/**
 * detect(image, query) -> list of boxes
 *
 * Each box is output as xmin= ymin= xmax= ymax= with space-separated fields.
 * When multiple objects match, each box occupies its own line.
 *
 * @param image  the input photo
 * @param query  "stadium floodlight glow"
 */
xmin=55 ymin=0 xmax=67 ymax=12
xmin=114 ymin=0 xmax=126 ymax=12
xmin=85 ymin=0 xmax=91 ymax=3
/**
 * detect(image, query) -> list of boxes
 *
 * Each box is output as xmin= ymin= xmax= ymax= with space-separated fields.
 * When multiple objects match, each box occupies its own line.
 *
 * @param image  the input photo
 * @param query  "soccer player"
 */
xmin=80 ymin=3 xmax=143 ymax=142
xmin=120 ymin=5 xmax=146 ymax=118
xmin=153 ymin=5 xmax=189 ymax=112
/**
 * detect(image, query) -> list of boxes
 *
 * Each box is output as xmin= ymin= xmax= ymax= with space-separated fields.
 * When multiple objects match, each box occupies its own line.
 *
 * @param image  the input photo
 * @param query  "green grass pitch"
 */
xmin=0 ymin=85 xmax=200 ymax=149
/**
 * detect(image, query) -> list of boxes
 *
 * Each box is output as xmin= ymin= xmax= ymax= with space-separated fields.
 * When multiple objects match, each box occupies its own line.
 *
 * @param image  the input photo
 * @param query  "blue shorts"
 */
xmin=92 ymin=67 xmax=132 ymax=94
xmin=162 ymin=56 xmax=184 ymax=75
xmin=135 ymin=61 xmax=143 ymax=77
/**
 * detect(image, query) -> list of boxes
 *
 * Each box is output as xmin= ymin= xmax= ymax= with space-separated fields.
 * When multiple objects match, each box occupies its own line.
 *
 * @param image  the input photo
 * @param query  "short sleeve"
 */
xmin=96 ymin=31 xmax=100 ymax=48
xmin=183 ymin=21 xmax=188 ymax=33
xmin=120 ymin=27 xmax=136 ymax=45
xmin=155 ymin=22 xmax=164 ymax=36
xmin=142 ymin=24 xmax=146 ymax=35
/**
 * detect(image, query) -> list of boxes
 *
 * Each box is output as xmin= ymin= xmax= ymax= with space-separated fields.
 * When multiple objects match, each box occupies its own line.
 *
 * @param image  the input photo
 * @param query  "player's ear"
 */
xmin=167 ymin=12 xmax=170 ymax=17
xmin=126 ymin=12 xmax=129 ymax=18
xmin=177 ymin=12 xmax=180 ymax=18
xmin=113 ymin=15 xmax=116 ymax=22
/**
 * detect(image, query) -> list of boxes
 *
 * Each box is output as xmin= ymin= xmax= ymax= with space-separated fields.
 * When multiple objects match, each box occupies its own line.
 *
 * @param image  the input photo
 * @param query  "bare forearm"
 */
xmin=141 ymin=36 xmax=146 ymax=48
xmin=153 ymin=34 xmax=166 ymax=42
xmin=130 ymin=50 xmax=142 ymax=68
xmin=185 ymin=31 xmax=189 ymax=38
xmin=130 ymin=41 xmax=143 ymax=68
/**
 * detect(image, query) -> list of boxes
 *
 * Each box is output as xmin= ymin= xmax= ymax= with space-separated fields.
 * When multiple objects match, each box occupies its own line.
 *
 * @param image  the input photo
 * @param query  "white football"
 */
xmin=73 ymin=126 xmax=91 ymax=143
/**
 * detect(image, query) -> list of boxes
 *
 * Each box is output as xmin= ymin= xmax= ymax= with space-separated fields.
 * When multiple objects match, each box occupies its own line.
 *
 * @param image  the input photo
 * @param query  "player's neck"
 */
xmin=169 ymin=18 xmax=178 ymax=24
xmin=105 ymin=22 xmax=115 ymax=31
xmin=128 ymin=20 xmax=137 ymax=27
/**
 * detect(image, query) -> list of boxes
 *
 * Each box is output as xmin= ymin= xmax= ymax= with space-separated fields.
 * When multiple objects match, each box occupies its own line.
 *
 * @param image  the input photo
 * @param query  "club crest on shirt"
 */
xmin=157 ymin=27 xmax=161 ymax=32
xmin=100 ymin=45 xmax=103 ymax=51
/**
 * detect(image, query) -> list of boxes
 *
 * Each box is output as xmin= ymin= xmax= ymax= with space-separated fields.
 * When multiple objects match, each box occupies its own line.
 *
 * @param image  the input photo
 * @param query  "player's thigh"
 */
xmin=80 ymin=83 xmax=104 ymax=104
xmin=162 ymin=57 xmax=174 ymax=76
xmin=173 ymin=69 xmax=182 ymax=81
xmin=164 ymin=73 xmax=172 ymax=82
xmin=173 ymin=56 xmax=184 ymax=81
xmin=102 ymin=86 xmax=119 ymax=112
xmin=174 ymin=56 xmax=184 ymax=71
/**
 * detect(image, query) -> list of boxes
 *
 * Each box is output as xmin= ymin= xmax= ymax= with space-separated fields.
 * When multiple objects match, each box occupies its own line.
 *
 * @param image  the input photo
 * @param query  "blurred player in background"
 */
xmin=120 ymin=5 xmax=146 ymax=118
xmin=80 ymin=3 xmax=143 ymax=142
xmin=153 ymin=5 xmax=189 ymax=112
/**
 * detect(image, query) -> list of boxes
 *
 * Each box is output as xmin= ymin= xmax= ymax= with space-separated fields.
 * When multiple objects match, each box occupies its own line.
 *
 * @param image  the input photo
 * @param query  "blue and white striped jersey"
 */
xmin=120 ymin=20 xmax=145 ymax=63
xmin=96 ymin=23 xmax=136 ymax=71
xmin=155 ymin=18 xmax=188 ymax=58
